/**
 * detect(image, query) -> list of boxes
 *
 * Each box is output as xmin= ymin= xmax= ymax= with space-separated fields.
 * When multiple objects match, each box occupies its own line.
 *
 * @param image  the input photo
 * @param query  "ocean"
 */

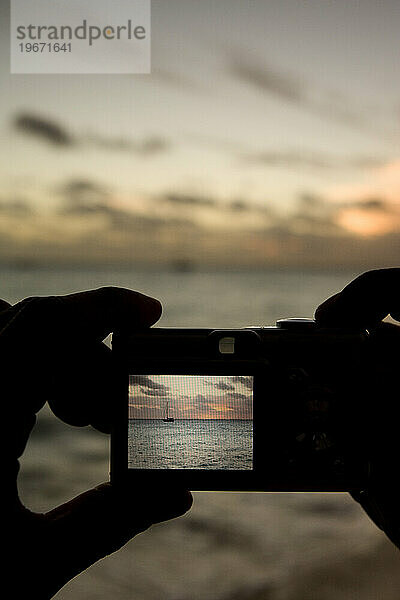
xmin=3 ymin=266 xmax=399 ymax=599
xmin=128 ymin=419 xmax=253 ymax=470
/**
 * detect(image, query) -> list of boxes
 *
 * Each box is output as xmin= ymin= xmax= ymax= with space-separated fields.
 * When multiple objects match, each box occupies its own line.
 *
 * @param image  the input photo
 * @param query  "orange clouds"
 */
xmin=326 ymin=159 xmax=400 ymax=237
xmin=337 ymin=207 xmax=399 ymax=237
xmin=129 ymin=375 xmax=253 ymax=420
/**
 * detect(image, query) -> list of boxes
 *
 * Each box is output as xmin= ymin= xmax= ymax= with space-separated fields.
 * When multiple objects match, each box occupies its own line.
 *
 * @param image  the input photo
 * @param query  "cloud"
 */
xmin=130 ymin=375 xmax=169 ymax=393
xmin=285 ymin=192 xmax=342 ymax=235
xmin=214 ymin=380 xmax=235 ymax=391
xmin=322 ymin=158 xmax=400 ymax=235
xmin=352 ymin=198 xmax=391 ymax=212
xmin=225 ymin=392 xmax=250 ymax=403
xmin=12 ymin=112 xmax=171 ymax=156
xmin=59 ymin=178 xmax=109 ymax=202
xmin=240 ymin=150 xmax=387 ymax=171
xmin=0 ymin=197 xmax=33 ymax=216
xmin=231 ymin=58 xmax=304 ymax=103
xmin=60 ymin=200 xmax=195 ymax=233
xmin=14 ymin=113 xmax=74 ymax=146
xmin=336 ymin=199 xmax=400 ymax=236
xmin=162 ymin=191 xmax=269 ymax=215
xmin=192 ymin=392 xmax=252 ymax=420
xmin=326 ymin=158 xmax=400 ymax=205
xmin=86 ymin=133 xmax=171 ymax=155
xmin=57 ymin=178 xmax=198 ymax=232
xmin=291 ymin=192 xmax=398 ymax=237
xmin=232 ymin=376 xmax=253 ymax=390
xmin=151 ymin=67 xmax=203 ymax=92
xmin=228 ymin=200 xmax=248 ymax=212
xmin=288 ymin=212 xmax=343 ymax=236
xmin=1 ymin=200 xmax=400 ymax=269
xmin=1 ymin=170 xmax=400 ymax=269
xmin=187 ymin=132 xmax=387 ymax=174
xmin=128 ymin=376 xmax=253 ymax=420
xmin=228 ymin=54 xmax=386 ymax=137
xmin=162 ymin=193 xmax=216 ymax=207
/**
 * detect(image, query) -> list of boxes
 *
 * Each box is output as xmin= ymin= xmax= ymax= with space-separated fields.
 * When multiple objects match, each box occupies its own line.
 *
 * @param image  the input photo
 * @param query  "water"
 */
xmin=128 ymin=419 xmax=253 ymax=470
xmin=0 ymin=265 xmax=357 ymax=327
xmin=4 ymin=266 xmax=399 ymax=599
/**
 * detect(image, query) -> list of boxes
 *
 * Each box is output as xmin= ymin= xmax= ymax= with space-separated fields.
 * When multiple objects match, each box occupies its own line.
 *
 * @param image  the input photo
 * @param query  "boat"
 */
xmin=170 ymin=259 xmax=195 ymax=273
xmin=163 ymin=399 xmax=174 ymax=422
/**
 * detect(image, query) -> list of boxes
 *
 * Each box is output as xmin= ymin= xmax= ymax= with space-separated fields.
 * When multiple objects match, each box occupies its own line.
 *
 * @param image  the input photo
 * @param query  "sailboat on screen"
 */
xmin=163 ymin=399 xmax=174 ymax=422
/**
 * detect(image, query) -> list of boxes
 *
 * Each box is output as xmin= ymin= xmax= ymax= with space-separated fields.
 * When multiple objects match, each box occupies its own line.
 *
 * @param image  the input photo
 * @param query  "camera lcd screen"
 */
xmin=128 ymin=375 xmax=253 ymax=470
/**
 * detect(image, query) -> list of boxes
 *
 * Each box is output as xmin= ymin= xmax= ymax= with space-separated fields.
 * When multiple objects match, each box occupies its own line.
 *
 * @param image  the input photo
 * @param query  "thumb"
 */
xmin=0 ymin=298 xmax=11 ymax=312
xmin=42 ymin=483 xmax=192 ymax=593
xmin=351 ymin=488 xmax=400 ymax=550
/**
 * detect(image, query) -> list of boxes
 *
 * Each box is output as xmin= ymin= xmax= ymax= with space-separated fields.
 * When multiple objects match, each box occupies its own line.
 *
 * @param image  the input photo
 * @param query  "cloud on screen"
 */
xmin=128 ymin=375 xmax=253 ymax=420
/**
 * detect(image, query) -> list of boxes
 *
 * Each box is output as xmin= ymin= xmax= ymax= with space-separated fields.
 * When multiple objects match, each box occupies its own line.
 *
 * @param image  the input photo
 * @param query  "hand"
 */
xmin=315 ymin=269 xmax=400 ymax=549
xmin=2 ymin=288 xmax=192 ymax=598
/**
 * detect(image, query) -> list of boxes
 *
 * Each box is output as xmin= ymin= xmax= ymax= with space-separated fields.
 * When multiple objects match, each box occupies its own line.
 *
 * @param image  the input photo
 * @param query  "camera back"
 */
xmin=111 ymin=318 xmax=371 ymax=492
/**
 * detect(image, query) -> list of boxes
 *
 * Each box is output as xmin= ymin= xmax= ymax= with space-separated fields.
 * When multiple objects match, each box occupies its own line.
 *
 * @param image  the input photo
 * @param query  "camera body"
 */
xmin=111 ymin=319 xmax=372 ymax=492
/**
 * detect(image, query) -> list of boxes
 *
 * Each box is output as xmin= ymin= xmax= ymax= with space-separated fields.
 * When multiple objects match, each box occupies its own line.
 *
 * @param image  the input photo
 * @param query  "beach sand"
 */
xmin=53 ymin=489 xmax=400 ymax=600
xmin=282 ymin=538 xmax=400 ymax=600
xmin=17 ymin=405 xmax=400 ymax=600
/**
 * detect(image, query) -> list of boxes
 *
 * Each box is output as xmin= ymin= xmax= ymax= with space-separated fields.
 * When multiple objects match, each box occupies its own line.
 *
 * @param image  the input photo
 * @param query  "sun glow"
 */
xmin=337 ymin=209 xmax=397 ymax=237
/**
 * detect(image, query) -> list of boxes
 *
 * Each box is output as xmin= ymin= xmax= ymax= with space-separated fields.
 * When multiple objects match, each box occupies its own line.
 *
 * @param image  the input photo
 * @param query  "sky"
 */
xmin=1 ymin=0 xmax=400 ymax=268
xmin=128 ymin=374 xmax=253 ymax=420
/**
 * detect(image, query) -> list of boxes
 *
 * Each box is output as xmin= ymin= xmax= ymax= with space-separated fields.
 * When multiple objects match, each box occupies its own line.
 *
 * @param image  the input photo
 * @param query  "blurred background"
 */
xmin=2 ymin=0 xmax=400 ymax=598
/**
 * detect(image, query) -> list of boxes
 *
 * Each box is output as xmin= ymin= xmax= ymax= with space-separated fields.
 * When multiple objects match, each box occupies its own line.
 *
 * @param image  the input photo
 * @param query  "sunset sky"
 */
xmin=1 ymin=0 xmax=400 ymax=268
xmin=129 ymin=374 xmax=253 ymax=420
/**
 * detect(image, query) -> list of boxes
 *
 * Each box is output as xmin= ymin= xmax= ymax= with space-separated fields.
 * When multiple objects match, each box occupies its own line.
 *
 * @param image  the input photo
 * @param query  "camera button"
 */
xmin=219 ymin=336 xmax=235 ymax=354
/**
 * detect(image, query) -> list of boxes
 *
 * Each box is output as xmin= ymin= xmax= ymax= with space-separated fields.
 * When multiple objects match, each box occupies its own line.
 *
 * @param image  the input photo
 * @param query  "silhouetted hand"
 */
xmin=2 ymin=288 xmax=192 ymax=599
xmin=315 ymin=268 xmax=400 ymax=549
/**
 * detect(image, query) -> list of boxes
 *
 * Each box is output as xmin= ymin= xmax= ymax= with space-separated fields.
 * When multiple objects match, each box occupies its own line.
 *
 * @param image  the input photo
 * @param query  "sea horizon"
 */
xmin=128 ymin=417 xmax=253 ymax=421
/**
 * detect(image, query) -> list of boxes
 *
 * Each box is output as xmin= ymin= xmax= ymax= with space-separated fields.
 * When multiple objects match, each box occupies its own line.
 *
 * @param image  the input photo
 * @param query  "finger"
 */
xmin=2 ymin=288 xmax=161 ymax=467
xmin=1 ymin=286 xmax=162 ymax=344
xmin=47 ymin=340 xmax=115 ymax=428
xmin=0 ymin=298 xmax=11 ymax=312
xmin=43 ymin=483 xmax=193 ymax=593
xmin=351 ymin=489 xmax=400 ymax=549
xmin=59 ymin=287 xmax=162 ymax=339
xmin=0 ymin=299 xmax=13 ymax=332
xmin=315 ymin=268 xmax=400 ymax=328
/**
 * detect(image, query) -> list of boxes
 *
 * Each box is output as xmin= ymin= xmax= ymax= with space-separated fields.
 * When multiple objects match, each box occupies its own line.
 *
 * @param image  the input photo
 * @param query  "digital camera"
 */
xmin=111 ymin=318 xmax=372 ymax=492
